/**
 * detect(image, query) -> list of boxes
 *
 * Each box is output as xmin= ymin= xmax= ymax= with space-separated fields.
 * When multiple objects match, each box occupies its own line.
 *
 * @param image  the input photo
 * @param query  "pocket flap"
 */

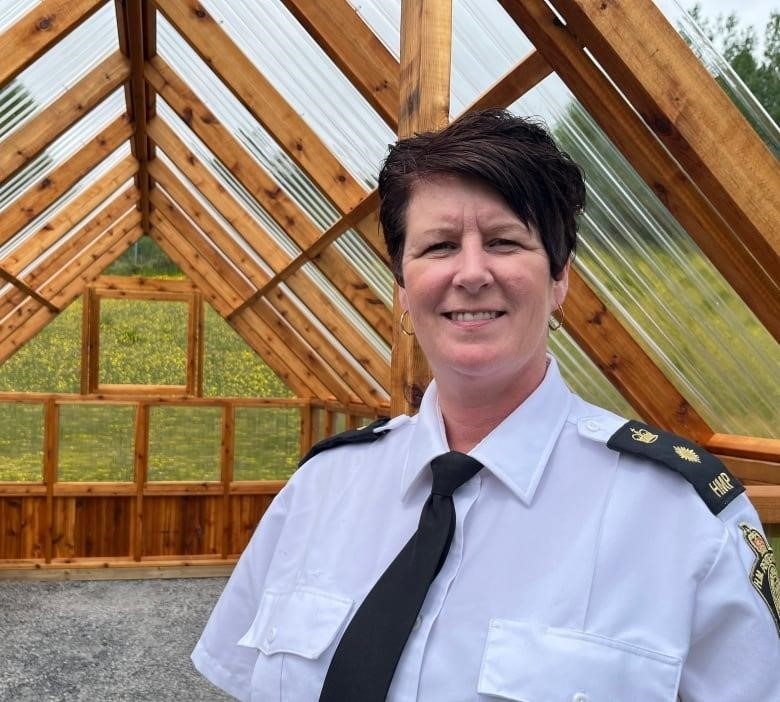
xmin=238 ymin=587 xmax=353 ymax=659
xmin=478 ymin=620 xmax=682 ymax=701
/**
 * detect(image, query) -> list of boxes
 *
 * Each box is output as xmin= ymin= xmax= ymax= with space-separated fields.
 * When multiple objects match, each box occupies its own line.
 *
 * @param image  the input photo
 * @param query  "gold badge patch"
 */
xmin=673 ymin=445 xmax=701 ymax=463
xmin=739 ymin=522 xmax=780 ymax=636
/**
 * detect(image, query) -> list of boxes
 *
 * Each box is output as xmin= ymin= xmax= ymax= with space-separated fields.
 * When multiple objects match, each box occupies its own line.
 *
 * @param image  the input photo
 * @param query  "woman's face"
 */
xmin=399 ymin=174 xmax=568 ymax=394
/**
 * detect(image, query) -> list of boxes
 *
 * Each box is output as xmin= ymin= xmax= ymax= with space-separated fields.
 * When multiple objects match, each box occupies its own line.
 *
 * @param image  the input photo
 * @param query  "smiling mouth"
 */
xmin=446 ymin=311 xmax=504 ymax=322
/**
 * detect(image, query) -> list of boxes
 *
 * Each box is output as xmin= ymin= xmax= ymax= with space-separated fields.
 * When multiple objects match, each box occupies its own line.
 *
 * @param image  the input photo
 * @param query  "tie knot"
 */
xmin=430 ymin=451 xmax=483 ymax=496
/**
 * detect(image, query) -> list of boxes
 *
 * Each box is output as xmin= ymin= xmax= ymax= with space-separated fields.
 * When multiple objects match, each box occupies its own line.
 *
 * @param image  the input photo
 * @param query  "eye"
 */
xmin=424 ymin=241 xmax=457 ymax=255
xmin=487 ymin=238 xmax=521 ymax=252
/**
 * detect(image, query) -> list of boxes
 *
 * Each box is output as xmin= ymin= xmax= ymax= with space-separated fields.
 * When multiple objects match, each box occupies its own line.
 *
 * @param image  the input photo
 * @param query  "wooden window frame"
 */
xmin=81 ymin=277 xmax=203 ymax=396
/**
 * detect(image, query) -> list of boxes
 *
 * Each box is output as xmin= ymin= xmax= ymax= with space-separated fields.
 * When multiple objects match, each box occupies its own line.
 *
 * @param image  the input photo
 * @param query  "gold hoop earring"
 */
xmin=400 ymin=310 xmax=415 ymax=336
xmin=548 ymin=304 xmax=564 ymax=331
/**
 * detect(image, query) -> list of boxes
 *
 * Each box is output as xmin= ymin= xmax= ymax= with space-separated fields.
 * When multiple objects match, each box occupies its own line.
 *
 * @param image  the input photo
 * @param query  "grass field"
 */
xmin=0 ymin=298 xmax=299 ymax=482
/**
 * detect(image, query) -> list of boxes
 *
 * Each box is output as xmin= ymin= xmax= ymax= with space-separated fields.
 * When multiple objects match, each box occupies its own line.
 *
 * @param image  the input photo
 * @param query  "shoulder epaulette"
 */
xmin=607 ymin=420 xmax=744 ymax=516
xmin=298 ymin=417 xmax=392 ymax=467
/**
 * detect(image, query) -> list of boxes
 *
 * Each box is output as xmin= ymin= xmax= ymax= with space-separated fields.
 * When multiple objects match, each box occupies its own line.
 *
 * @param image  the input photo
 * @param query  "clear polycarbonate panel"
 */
xmin=0 ymin=145 xmax=132 ymax=261
xmin=157 ymin=13 xmax=343 ymax=231
xmin=505 ymin=74 xmax=778 ymax=438
xmin=156 ymin=99 xmax=300 ymax=263
xmin=277 ymin=279 xmax=390 ymax=402
xmin=450 ymin=0 xmax=534 ymax=116
xmin=550 ymin=331 xmax=635 ymax=419
xmin=658 ymin=0 xmax=779 ymax=154
xmin=333 ymin=229 xmax=394 ymax=308
xmin=300 ymin=262 xmax=391 ymax=363
xmin=10 ymin=178 xmax=136 ymax=278
xmin=0 ymin=4 xmax=117 ymax=126
xmin=0 ymin=0 xmax=39 ymax=33
xmin=155 ymin=149 xmax=281 ymax=281
xmin=345 ymin=0 xmax=400 ymax=58
xmin=0 ymin=88 xmax=125 ymax=210
xmin=199 ymin=0 xmax=394 ymax=187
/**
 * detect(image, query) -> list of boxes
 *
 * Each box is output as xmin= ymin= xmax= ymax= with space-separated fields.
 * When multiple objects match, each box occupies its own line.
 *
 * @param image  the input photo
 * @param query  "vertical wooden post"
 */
xmin=43 ymin=398 xmax=58 ymax=563
xmin=392 ymin=0 xmax=452 ymax=415
xmin=132 ymin=402 xmax=149 ymax=561
xmin=299 ymin=400 xmax=313 ymax=457
xmin=220 ymin=403 xmax=234 ymax=559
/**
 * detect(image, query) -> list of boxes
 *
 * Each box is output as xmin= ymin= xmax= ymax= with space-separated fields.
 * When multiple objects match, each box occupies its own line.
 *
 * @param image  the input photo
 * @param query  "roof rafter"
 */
xmin=148 ymin=208 xmax=330 ymax=400
xmin=115 ymin=0 xmax=157 ymax=235
xmin=0 ymin=51 xmax=130 ymax=182
xmin=155 ymin=0 xmax=366 ymax=212
xmin=142 ymin=63 xmax=392 ymax=341
xmin=280 ymin=0 xmax=400 ymax=130
xmin=0 ymin=0 xmax=109 ymax=88
xmin=499 ymin=0 xmax=780 ymax=341
xmin=0 ymin=116 xmax=133 ymax=249
xmin=1 ymin=159 xmax=138 ymax=277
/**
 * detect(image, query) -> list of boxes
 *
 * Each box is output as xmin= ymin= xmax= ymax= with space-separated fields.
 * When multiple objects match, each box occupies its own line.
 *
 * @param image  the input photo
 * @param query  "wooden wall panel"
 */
xmin=51 ymin=496 xmax=132 ymax=559
xmin=141 ymin=496 xmax=222 ymax=557
xmin=0 ymin=497 xmax=46 ymax=560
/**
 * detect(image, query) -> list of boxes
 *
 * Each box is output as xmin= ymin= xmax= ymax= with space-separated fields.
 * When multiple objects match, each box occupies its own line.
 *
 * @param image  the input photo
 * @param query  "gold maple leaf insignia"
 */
xmin=674 ymin=445 xmax=701 ymax=463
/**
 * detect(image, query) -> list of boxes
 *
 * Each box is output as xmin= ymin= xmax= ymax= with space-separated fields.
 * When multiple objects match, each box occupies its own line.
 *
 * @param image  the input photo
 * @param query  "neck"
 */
xmin=435 ymin=359 xmax=549 ymax=453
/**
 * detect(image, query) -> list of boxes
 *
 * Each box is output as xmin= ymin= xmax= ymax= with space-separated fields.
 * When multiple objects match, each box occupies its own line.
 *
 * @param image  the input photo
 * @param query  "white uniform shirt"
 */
xmin=192 ymin=359 xmax=780 ymax=701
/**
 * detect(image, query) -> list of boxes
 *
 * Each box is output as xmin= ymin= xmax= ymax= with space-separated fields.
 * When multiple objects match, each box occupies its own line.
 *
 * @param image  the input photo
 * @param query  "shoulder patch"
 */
xmin=739 ymin=522 xmax=780 ymax=636
xmin=607 ymin=420 xmax=744 ymax=516
xmin=298 ymin=417 xmax=392 ymax=467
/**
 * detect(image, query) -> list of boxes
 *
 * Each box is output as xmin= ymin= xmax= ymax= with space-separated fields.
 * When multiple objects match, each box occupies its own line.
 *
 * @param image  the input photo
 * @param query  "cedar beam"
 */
xmin=154 ymin=0 xmax=366 ymax=213
xmin=554 ymin=0 xmax=779 ymax=272
xmin=0 ymin=116 xmax=133 ymax=249
xmin=392 ymin=0 xmax=453 ymax=414
xmin=0 ymin=51 xmax=130 ymax=181
xmin=499 ymin=0 xmax=779 ymax=340
xmin=141 ymin=72 xmax=392 ymax=342
xmin=565 ymin=268 xmax=712 ymax=442
xmin=0 ymin=0 xmax=109 ymax=88
xmin=280 ymin=0 xmax=400 ymax=129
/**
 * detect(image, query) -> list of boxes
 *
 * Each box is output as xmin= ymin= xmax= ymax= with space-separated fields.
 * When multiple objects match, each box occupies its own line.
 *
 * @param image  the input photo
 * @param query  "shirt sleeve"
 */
xmin=191 ymin=488 xmax=290 ymax=701
xmin=679 ymin=496 xmax=780 ymax=701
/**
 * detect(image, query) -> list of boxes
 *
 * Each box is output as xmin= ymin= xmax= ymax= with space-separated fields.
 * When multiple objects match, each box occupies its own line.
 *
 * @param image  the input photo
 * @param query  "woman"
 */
xmin=193 ymin=109 xmax=779 ymax=701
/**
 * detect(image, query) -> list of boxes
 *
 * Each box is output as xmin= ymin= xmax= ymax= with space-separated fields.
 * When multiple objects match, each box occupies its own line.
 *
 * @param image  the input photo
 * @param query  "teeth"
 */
xmin=450 ymin=311 xmax=498 ymax=322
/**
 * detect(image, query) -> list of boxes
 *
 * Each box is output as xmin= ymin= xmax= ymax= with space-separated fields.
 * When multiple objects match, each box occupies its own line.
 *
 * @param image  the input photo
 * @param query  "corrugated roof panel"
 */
xmin=301 ymin=261 xmax=391 ymax=362
xmin=157 ymin=12 xmax=343 ymax=230
xmin=0 ymin=88 xmax=125 ymax=209
xmin=0 ymin=0 xmax=39 ymax=33
xmin=198 ymin=0 xmax=394 ymax=187
xmin=156 ymin=98 xmax=302 ymax=263
xmin=333 ymin=230 xmax=393 ymax=308
xmin=155 ymin=150 xmax=277 ymax=282
xmin=1 ymin=4 xmax=117 ymax=122
xmin=505 ymin=72 xmax=778 ymax=437
xmin=0 ymin=143 xmax=131 ymax=260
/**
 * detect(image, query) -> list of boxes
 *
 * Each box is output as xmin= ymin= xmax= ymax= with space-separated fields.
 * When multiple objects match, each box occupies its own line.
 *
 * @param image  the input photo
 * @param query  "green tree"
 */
xmin=686 ymin=5 xmax=779 ymax=147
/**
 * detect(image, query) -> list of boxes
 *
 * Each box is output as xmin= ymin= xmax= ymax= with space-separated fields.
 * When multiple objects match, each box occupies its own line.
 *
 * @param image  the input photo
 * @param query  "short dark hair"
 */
xmin=377 ymin=108 xmax=585 ymax=284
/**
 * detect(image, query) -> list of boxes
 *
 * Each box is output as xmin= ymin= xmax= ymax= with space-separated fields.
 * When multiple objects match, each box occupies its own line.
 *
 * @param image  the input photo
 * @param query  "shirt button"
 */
xmin=585 ymin=420 xmax=600 ymax=432
xmin=572 ymin=693 xmax=588 ymax=702
xmin=266 ymin=626 xmax=277 ymax=643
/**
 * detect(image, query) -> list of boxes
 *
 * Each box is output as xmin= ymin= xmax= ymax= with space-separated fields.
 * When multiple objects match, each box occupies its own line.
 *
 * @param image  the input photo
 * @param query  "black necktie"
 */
xmin=319 ymin=451 xmax=483 ymax=702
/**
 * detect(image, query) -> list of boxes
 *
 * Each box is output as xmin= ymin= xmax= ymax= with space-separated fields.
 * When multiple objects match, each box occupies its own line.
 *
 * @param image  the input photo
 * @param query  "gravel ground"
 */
xmin=0 ymin=578 xmax=233 ymax=701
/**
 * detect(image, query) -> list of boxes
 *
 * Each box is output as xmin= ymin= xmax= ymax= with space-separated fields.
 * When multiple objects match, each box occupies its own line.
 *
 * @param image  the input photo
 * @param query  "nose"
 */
xmin=452 ymin=241 xmax=494 ymax=293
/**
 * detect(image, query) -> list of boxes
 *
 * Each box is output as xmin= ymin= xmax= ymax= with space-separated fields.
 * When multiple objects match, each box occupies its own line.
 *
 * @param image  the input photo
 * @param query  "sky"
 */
xmin=682 ymin=0 xmax=777 ymax=33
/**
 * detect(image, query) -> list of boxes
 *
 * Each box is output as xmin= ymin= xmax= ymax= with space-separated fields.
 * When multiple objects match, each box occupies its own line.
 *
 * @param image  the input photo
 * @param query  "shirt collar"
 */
xmin=400 ymin=356 xmax=573 ymax=505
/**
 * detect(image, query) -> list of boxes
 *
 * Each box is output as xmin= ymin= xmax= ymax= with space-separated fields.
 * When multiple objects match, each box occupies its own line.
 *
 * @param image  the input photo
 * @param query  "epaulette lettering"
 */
xmin=298 ymin=417 xmax=392 ymax=467
xmin=607 ymin=420 xmax=744 ymax=515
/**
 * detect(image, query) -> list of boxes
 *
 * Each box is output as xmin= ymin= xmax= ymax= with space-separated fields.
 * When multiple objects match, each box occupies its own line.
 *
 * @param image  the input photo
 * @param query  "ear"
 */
xmin=551 ymin=261 xmax=570 ymax=310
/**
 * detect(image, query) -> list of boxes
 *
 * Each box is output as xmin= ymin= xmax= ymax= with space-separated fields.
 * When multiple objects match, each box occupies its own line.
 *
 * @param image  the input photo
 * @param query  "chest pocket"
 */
xmin=477 ymin=620 xmax=682 ymax=702
xmin=238 ymin=587 xmax=353 ymax=702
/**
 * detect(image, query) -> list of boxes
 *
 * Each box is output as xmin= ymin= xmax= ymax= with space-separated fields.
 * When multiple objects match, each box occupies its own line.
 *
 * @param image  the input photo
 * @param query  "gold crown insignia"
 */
xmin=630 ymin=427 xmax=658 ymax=444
